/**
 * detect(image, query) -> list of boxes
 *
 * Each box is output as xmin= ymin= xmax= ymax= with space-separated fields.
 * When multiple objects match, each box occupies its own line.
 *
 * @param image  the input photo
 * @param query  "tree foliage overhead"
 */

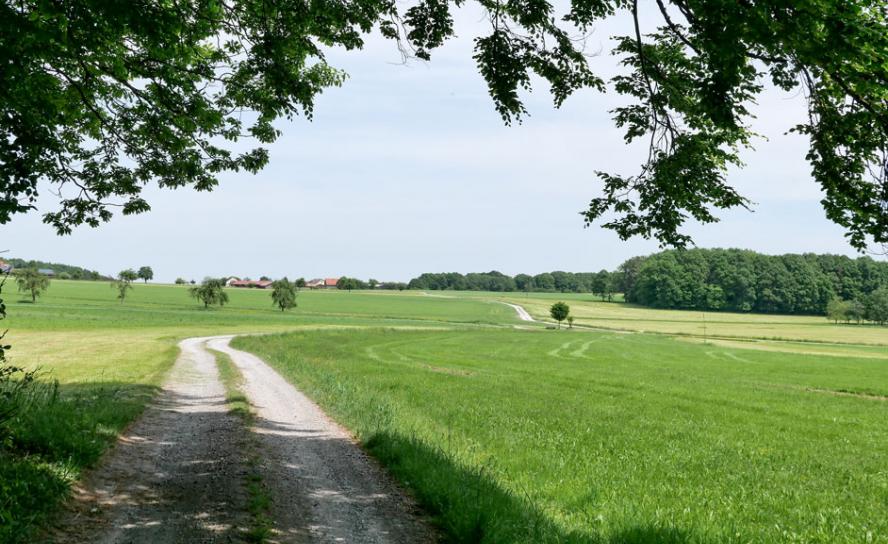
xmin=2 ymin=1 xmax=885 ymax=249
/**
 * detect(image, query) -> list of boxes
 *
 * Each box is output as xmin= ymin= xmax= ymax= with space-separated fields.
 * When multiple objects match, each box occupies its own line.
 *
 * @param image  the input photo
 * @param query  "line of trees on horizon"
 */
xmin=621 ymin=249 xmax=888 ymax=317
xmin=4 ymin=258 xmax=110 ymax=281
xmin=406 ymin=270 xmax=620 ymax=299
xmin=404 ymin=249 xmax=888 ymax=320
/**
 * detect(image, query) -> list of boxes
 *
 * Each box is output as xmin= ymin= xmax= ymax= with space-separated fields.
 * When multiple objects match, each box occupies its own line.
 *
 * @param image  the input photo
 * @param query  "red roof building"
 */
xmin=229 ymin=279 xmax=273 ymax=289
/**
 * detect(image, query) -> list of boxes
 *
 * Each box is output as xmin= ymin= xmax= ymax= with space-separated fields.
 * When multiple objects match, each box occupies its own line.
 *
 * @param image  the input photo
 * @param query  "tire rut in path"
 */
xmin=207 ymin=336 xmax=436 ymax=544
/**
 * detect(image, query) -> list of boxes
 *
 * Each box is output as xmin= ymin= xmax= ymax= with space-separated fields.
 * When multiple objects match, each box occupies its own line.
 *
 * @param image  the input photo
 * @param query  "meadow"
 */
xmin=463 ymin=291 xmax=888 ymax=347
xmin=0 ymin=280 xmax=511 ymax=541
xmin=234 ymin=328 xmax=888 ymax=543
xmin=2 ymin=280 xmax=886 ymax=542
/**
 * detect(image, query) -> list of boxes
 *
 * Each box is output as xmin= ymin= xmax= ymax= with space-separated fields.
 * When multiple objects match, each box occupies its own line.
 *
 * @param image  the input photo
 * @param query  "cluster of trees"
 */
xmin=621 ymin=250 xmax=888 ymax=317
xmin=826 ymin=291 xmax=888 ymax=325
xmin=6 ymin=258 xmax=109 ymax=281
xmin=187 ymin=277 xmax=300 ymax=312
xmin=336 ymin=277 xmax=408 ymax=291
xmin=406 ymin=270 xmax=619 ymax=298
xmin=189 ymin=279 xmax=229 ymax=309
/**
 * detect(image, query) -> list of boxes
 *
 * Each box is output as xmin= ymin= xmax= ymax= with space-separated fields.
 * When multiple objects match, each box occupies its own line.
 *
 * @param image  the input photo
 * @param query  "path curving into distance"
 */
xmin=500 ymin=301 xmax=539 ymax=322
xmin=51 ymin=336 xmax=435 ymax=544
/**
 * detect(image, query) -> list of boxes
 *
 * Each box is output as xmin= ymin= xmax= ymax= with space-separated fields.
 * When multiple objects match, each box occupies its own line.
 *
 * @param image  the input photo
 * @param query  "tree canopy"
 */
xmin=271 ymin=277 xmax=298 ymax=312
xmin=112 ymin=269 xmax=137 ymax=303
xmin=550 ymin=302 xmax=570 ymax=328
xmin=15 ymin=268 xmax=50 ymax=303
xmin=137 ymin=266 xmax=154 ymax=283
xmin=623 ymin=249 xmax=888 ymax=315
xmin=2 ymin=1 xmax=885 ymax=249
xmin=189 ymin=278 xmax=228 ymax=309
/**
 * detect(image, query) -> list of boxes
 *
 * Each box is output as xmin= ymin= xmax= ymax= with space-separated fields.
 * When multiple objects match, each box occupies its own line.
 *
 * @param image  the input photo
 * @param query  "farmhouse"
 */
xmin=0 ymin=260 xmax=12 ymax=274
xmin=228 ymin=279 xmax=273 ymax=289
xmin=305 ymin=277 xmax=340 ymax=289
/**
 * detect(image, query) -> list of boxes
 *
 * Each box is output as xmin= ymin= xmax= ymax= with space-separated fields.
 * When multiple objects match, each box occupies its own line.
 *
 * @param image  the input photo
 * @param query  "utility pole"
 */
xmin=702 ymin=311 xmax=707 ymax=344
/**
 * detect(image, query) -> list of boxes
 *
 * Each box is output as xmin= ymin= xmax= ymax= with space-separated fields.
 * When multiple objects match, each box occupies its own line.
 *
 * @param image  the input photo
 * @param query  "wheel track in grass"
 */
xmin=50 ymin=335 xmax=436 ymax=544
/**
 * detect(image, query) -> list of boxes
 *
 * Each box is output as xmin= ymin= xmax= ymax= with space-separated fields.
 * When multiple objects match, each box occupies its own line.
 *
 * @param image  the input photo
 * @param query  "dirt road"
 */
xmin=50 ymin=336 xmax=434 ymax=544
xmin=501 ymin=301 xmax=537 ymax=322
xmin=208 ymin=336 xmax=434 ymax=544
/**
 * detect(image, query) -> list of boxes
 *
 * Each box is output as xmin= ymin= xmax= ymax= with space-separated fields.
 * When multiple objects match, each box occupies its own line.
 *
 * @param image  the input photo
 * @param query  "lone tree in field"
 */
xmin=3 ymin=2 xmax=885 ymax=252
xmin=113 ymin=269 xmax=137 ymax=303
xmin=271 ymin=278 xmax=298 ymax=312
xmin=826 ymin=298 xmax=851 ymax=324
xmin=550 ymin=302 xmax=570 ymax=329
xmin=190 ymin=278 xmax=228 ymax=309
xmin=137 ymin=266 xmax=154 ymax=284
xmin=567 ymin=316 xmax=575 ymax=329
xmin=15 ymin=268 xmax=49 ymax=303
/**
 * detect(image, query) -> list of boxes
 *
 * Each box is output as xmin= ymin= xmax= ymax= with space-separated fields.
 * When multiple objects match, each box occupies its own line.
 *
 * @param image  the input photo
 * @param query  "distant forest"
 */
xmin=407 ymin=249 xmax=888 ymax=317
xmin=5 ymin=258 xmax=109 ymax=280
xmin=407 ymin=270 xmax=617 ymax=297
xmin=623 ymin=249 xmax=888 ymax=316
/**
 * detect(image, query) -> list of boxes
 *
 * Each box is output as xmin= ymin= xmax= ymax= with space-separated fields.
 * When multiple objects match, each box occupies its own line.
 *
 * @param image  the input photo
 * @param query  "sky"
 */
xmin=3 ymin=6 xmax=883 ymax=282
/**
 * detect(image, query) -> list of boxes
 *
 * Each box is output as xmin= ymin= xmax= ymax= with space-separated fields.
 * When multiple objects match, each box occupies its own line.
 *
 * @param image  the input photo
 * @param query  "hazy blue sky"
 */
xmin=4 ymin=7 xmax=881 ymax=282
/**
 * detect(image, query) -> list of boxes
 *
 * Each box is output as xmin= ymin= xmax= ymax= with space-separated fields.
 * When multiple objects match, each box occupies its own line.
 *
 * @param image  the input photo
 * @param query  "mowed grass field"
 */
xmin=462 ymin=291 xmax=888 ymax=348
xmin=235 ymin=329 xmax=888 ymax=543
xmin=2 ymin=279 xmax=887 ymax=542
xmin=0 ymin=280 xmax=512 ymax=541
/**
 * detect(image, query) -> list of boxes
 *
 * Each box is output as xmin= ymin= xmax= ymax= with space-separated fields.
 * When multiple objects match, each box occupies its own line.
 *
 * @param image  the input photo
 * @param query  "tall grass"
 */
xmin=0 ymin=374 xmax=159 ymax=542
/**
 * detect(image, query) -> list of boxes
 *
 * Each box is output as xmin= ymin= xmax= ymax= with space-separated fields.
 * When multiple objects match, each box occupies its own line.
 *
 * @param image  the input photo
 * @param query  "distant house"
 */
xmin=38 ymin=268 xmax=55 ymax=277
xmin=305 ymin=278 xmax=340 ymax=289
xmin=228 ymin=279 xmax=273 ymax=289
xmin=224 ymin=277 xmax=241 ymax=287
xmin=0 ymin=260 xmax=11 ymax=274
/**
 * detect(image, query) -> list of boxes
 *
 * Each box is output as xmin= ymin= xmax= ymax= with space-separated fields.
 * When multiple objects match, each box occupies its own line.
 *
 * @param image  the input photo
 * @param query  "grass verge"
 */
xmin=0 ymin=371 xmax=163 ymax=543
xmin=211 ymin=348 xmax=273 ymax=544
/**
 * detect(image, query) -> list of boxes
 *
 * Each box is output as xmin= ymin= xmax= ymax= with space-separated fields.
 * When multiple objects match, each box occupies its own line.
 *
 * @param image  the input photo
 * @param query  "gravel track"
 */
xmin=48 ymin=337 xmax=249 ymax=543
xmin=49 ymin=336 xmax=435 ymax=544
xmin=207 ymin=336 xmax=436 ymax=544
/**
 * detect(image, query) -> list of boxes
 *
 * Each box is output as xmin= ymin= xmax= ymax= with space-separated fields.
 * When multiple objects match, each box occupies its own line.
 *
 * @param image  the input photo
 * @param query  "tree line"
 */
xmin=621 ymin=249 xmax=888 ymax=318
xmin=5 ymin=258 xmax=110 ymax=281
xmin=406 ymin=270 xmax=619 ymax=299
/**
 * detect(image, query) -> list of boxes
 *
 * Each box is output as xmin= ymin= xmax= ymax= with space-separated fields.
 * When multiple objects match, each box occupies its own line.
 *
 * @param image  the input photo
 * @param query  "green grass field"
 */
xmin=2 ymin=280 xmax=886 ymax=542
xmin=234 ymin=328 xmax=888 ymax=543
xmin=0 ymin=281 xmax=512 ymax=541
xmin=468 ymin=292 xmax=888 ymax=346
